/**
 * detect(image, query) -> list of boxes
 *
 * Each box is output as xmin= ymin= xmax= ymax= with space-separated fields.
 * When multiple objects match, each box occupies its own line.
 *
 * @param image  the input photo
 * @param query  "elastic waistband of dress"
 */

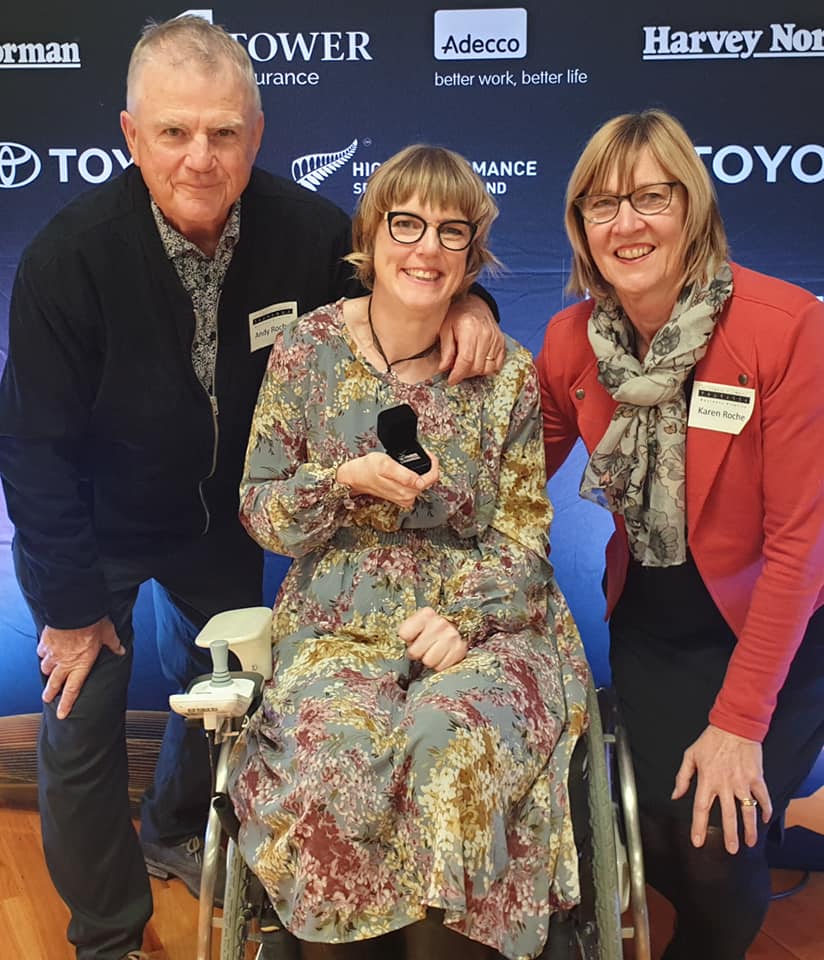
xmin=334 ymin=525 xmax=476 ymax=550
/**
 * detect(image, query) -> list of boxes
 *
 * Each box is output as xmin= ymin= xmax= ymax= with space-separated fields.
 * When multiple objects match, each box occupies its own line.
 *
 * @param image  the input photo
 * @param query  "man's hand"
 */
xmin=440 ymin=293 xmax=505 ymax=385
xmin=671 ymin=723 xmax=772 ymax=854
xmin=399 ymin=606 xmax=468 ymax=671
xmin=38 ymin=617 xmax=125 ymax=719
xmin=337 ymin=452 xmax=439 ymax=510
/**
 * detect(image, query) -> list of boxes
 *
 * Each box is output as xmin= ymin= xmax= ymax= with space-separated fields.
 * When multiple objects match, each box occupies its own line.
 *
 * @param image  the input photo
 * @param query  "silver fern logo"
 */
xmin=291 ymin=139 xmax=358 ymax=191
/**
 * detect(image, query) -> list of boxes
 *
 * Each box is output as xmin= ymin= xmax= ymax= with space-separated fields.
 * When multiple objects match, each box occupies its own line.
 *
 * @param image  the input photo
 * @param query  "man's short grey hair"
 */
xmin=126 ymin=15 xmax=261 ymax=113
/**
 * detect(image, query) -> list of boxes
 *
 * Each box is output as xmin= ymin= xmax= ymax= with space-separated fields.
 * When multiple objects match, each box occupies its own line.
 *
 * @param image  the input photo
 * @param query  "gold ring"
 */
xmin=485 ymin=355 xmax=496 ymax=361
xmin=739 ymin=797 xmax=758 ymax=807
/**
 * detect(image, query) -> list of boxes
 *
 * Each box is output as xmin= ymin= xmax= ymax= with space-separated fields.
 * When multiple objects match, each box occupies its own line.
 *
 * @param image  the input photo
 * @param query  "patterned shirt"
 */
xmin=151 ymin=198 xmax=241 ymax=393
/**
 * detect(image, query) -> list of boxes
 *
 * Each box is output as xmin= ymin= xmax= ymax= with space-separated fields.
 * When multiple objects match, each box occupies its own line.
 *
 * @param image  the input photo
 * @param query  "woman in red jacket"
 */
xmin=536 ymin=108 xmax=824 ymax=959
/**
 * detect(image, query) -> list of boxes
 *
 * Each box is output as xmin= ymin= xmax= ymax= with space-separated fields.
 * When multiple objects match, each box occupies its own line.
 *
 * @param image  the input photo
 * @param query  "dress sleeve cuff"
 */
xmin=442 ymin=605 xmax=485 ymax=647
xmin=321 ymin=464 xmax=356 ymax=511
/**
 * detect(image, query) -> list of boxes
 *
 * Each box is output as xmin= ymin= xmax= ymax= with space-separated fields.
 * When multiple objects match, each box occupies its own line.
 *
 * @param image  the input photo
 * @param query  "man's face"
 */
xmin=120 ymin=57 xmax=263 ymax=252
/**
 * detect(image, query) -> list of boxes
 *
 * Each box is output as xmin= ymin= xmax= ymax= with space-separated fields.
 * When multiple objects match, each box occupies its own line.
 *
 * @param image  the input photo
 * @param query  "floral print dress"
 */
xmin=228 ymin=300 xmax=589 ymax=959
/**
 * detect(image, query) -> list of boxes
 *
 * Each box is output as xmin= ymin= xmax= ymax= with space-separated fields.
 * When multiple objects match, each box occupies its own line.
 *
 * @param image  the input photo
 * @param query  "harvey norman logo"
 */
xmin=0 ymin=39 xmax=81 ymax=68
xmin=643 ymin=22 xmax=824 ymax=60
xmin=435 ymin=8 xmax=527 ymax=60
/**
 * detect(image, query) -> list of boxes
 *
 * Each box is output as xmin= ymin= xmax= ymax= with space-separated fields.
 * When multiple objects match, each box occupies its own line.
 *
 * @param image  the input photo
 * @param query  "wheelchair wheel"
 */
xmin=220 ymin=839 xmax=260 ymax=959
xmin=220 ymin=839 xmax=303 ymax=960
xmin=574 ymin=679 xmax=625 ymax=960
xmin=600 ymin=689 xmax=651 ymax=960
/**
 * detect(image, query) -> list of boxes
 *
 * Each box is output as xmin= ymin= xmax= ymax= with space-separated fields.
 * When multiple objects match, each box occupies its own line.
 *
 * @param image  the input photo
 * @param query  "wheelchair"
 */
xmin=170 ymin=608 xmax=650 ymax=960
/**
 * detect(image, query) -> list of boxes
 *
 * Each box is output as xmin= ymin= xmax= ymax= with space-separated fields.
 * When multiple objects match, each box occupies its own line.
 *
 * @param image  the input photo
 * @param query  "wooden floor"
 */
xmin=1 ymin=803 xmax=822 ymax=959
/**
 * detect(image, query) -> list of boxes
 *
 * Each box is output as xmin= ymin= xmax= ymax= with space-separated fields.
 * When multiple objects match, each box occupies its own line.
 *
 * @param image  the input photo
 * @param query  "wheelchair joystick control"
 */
xmin=209 ymin=638 xmax=232 ymax=687
xmin=169 ymin=613 xmax=270 ymax=729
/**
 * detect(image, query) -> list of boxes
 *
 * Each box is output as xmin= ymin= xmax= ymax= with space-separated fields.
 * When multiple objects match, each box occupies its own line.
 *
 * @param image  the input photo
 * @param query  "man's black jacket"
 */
xmin=0 ymin=165 xmax=357 ymax=628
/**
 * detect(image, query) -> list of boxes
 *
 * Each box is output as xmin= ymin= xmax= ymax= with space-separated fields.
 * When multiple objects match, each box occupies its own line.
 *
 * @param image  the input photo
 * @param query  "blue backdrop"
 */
xmin=1 ymin=0 xmax=822 ymax=863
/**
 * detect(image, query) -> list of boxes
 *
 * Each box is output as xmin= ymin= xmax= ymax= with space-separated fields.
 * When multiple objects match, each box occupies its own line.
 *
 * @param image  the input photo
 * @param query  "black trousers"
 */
xmin=610 ymin=601 xmax=824 ymax=960
xmin=14 ymin=522 xmax=264 ymax=960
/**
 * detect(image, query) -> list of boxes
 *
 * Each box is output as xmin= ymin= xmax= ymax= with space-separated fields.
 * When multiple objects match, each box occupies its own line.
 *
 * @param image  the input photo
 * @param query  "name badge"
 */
xmin=688 ymin=380 xmax=755 ymax=435
xmin=248 ymin=301 xmax=298 ymax=352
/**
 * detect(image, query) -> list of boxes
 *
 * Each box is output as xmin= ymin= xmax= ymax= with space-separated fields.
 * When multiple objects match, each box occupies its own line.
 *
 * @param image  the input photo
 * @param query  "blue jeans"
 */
xmin=139 ymin=582 xmax=213 ymax=846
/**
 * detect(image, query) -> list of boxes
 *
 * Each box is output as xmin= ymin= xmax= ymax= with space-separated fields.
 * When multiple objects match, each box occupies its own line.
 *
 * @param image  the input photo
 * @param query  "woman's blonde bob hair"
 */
xmin=346 ymin=144 xmax=501 ymax=297
xmin=565 ymin=109 xmax=728 ymax=300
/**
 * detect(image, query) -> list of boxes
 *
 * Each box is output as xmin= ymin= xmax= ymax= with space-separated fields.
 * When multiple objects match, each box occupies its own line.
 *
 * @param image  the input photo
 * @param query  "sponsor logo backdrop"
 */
xmin=2 ymin=0 xmax=822 ymax=353
xmin=1 ymin=0 xmax=823 ymax=866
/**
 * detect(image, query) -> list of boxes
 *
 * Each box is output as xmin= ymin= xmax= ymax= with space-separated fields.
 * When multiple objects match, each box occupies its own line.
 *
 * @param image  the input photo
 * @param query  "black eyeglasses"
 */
xmin=384 ymin=211 xmax=477 ymax=251
xmin=574 ymin=181 xmax=680 ymax=224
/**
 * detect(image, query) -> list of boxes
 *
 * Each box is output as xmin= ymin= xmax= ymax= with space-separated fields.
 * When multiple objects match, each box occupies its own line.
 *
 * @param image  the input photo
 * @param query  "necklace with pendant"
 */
xmin=367 ymin=296 xmax=440 ymax=373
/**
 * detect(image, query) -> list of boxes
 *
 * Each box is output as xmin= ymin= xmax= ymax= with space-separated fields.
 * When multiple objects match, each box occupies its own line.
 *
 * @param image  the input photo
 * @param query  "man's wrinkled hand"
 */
xmin=37 ymin=617 xmax=124 ymax=719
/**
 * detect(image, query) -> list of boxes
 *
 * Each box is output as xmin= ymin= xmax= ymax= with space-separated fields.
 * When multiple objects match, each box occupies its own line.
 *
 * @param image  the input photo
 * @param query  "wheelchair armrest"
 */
xmin=195 ymin=607 xmax=274 ymax=680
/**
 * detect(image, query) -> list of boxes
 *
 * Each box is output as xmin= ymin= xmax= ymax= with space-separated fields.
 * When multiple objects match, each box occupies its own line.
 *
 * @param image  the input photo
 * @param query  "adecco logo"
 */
xmin=0 ymin=142 xmax=41 ymax=188
xmin=435 ymin=8 xmax=527 ymax=61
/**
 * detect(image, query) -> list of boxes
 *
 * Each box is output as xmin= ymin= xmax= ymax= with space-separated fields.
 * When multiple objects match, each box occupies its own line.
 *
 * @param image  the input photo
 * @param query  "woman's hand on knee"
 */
xmin=336 ymin=452 xmax=439 ymax=510
xmin=399 ymin=607 xmax=468 ymax=671
xmin=672 ymin=723 xmax=773 ymax=855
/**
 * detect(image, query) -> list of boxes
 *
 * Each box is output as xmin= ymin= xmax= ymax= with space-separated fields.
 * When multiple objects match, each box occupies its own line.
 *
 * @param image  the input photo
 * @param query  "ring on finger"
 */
xmin=739 ymin=797 xmax=758 ymax=807
xmin=484 ymin=355 xmax=496 ymax=362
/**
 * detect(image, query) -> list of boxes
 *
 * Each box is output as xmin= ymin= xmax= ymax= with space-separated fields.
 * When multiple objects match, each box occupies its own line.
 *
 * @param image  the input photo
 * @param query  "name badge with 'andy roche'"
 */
xmin=248 ymin=301 xmax=298 ymax=352
xmin=687 ymin=380 xmax=755 ymax=435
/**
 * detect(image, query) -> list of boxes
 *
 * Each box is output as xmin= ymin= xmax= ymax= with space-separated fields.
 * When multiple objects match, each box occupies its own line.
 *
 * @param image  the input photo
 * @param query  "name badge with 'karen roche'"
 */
xmin=688 ymin=380 xmax=755 ymax=435
xmin=248 ymin=301 xmax=298 ymax=351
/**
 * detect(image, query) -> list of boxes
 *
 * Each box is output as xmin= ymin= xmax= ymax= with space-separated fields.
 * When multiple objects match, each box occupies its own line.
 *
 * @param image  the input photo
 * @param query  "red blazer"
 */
xmin=536 ymin=264 xmax=824 ymax=742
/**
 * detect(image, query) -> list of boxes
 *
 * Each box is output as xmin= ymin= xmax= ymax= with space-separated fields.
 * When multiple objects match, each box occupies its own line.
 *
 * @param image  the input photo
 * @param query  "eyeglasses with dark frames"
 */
xmin=384 ymin=211 xmax=478 ymax=251
xmin=574 ymin=181 xmax=680 ymax=224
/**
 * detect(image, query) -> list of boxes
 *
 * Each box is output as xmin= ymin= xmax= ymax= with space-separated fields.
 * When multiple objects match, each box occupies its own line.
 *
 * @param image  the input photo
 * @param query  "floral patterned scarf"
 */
xmin=579 ymin=262 xmax=733 ymax=566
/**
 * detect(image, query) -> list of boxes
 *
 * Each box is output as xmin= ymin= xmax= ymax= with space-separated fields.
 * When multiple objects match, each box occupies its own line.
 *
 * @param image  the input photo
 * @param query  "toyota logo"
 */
xmin=0 ymin=142 xmax=42 ymax=188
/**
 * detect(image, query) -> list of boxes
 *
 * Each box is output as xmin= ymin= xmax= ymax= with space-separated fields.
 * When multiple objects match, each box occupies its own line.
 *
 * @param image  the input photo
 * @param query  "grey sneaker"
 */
xmin=142 ymin=835 xmax=225 ymax=904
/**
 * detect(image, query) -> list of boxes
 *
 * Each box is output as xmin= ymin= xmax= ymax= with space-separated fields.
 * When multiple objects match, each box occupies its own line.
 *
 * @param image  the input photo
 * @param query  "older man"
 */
xmin=0 ymin=16 xmax=502 ymax=960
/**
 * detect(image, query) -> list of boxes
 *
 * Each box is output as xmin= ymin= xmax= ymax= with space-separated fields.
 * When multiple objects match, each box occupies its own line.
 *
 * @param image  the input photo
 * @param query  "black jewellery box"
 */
xmin=376 ymin=403 xmax=432 ymax=476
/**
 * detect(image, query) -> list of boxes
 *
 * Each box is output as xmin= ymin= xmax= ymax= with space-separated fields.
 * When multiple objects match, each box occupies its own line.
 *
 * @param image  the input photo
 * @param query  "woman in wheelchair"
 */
xmin=227 ymin=144 xmax=589 ymax=959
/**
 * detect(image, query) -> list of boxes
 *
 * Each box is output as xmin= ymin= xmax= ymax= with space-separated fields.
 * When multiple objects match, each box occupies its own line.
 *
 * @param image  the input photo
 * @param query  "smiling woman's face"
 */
xmin=372 ymin=194 xmax=470 ymax=313
xmin=584 ymin=148 xmax=686 ymax=309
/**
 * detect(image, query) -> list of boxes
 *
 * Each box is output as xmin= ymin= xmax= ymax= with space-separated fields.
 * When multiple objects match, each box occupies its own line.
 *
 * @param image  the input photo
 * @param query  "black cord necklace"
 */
xmin=367 ymin=296 xmax=440 ymax=373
